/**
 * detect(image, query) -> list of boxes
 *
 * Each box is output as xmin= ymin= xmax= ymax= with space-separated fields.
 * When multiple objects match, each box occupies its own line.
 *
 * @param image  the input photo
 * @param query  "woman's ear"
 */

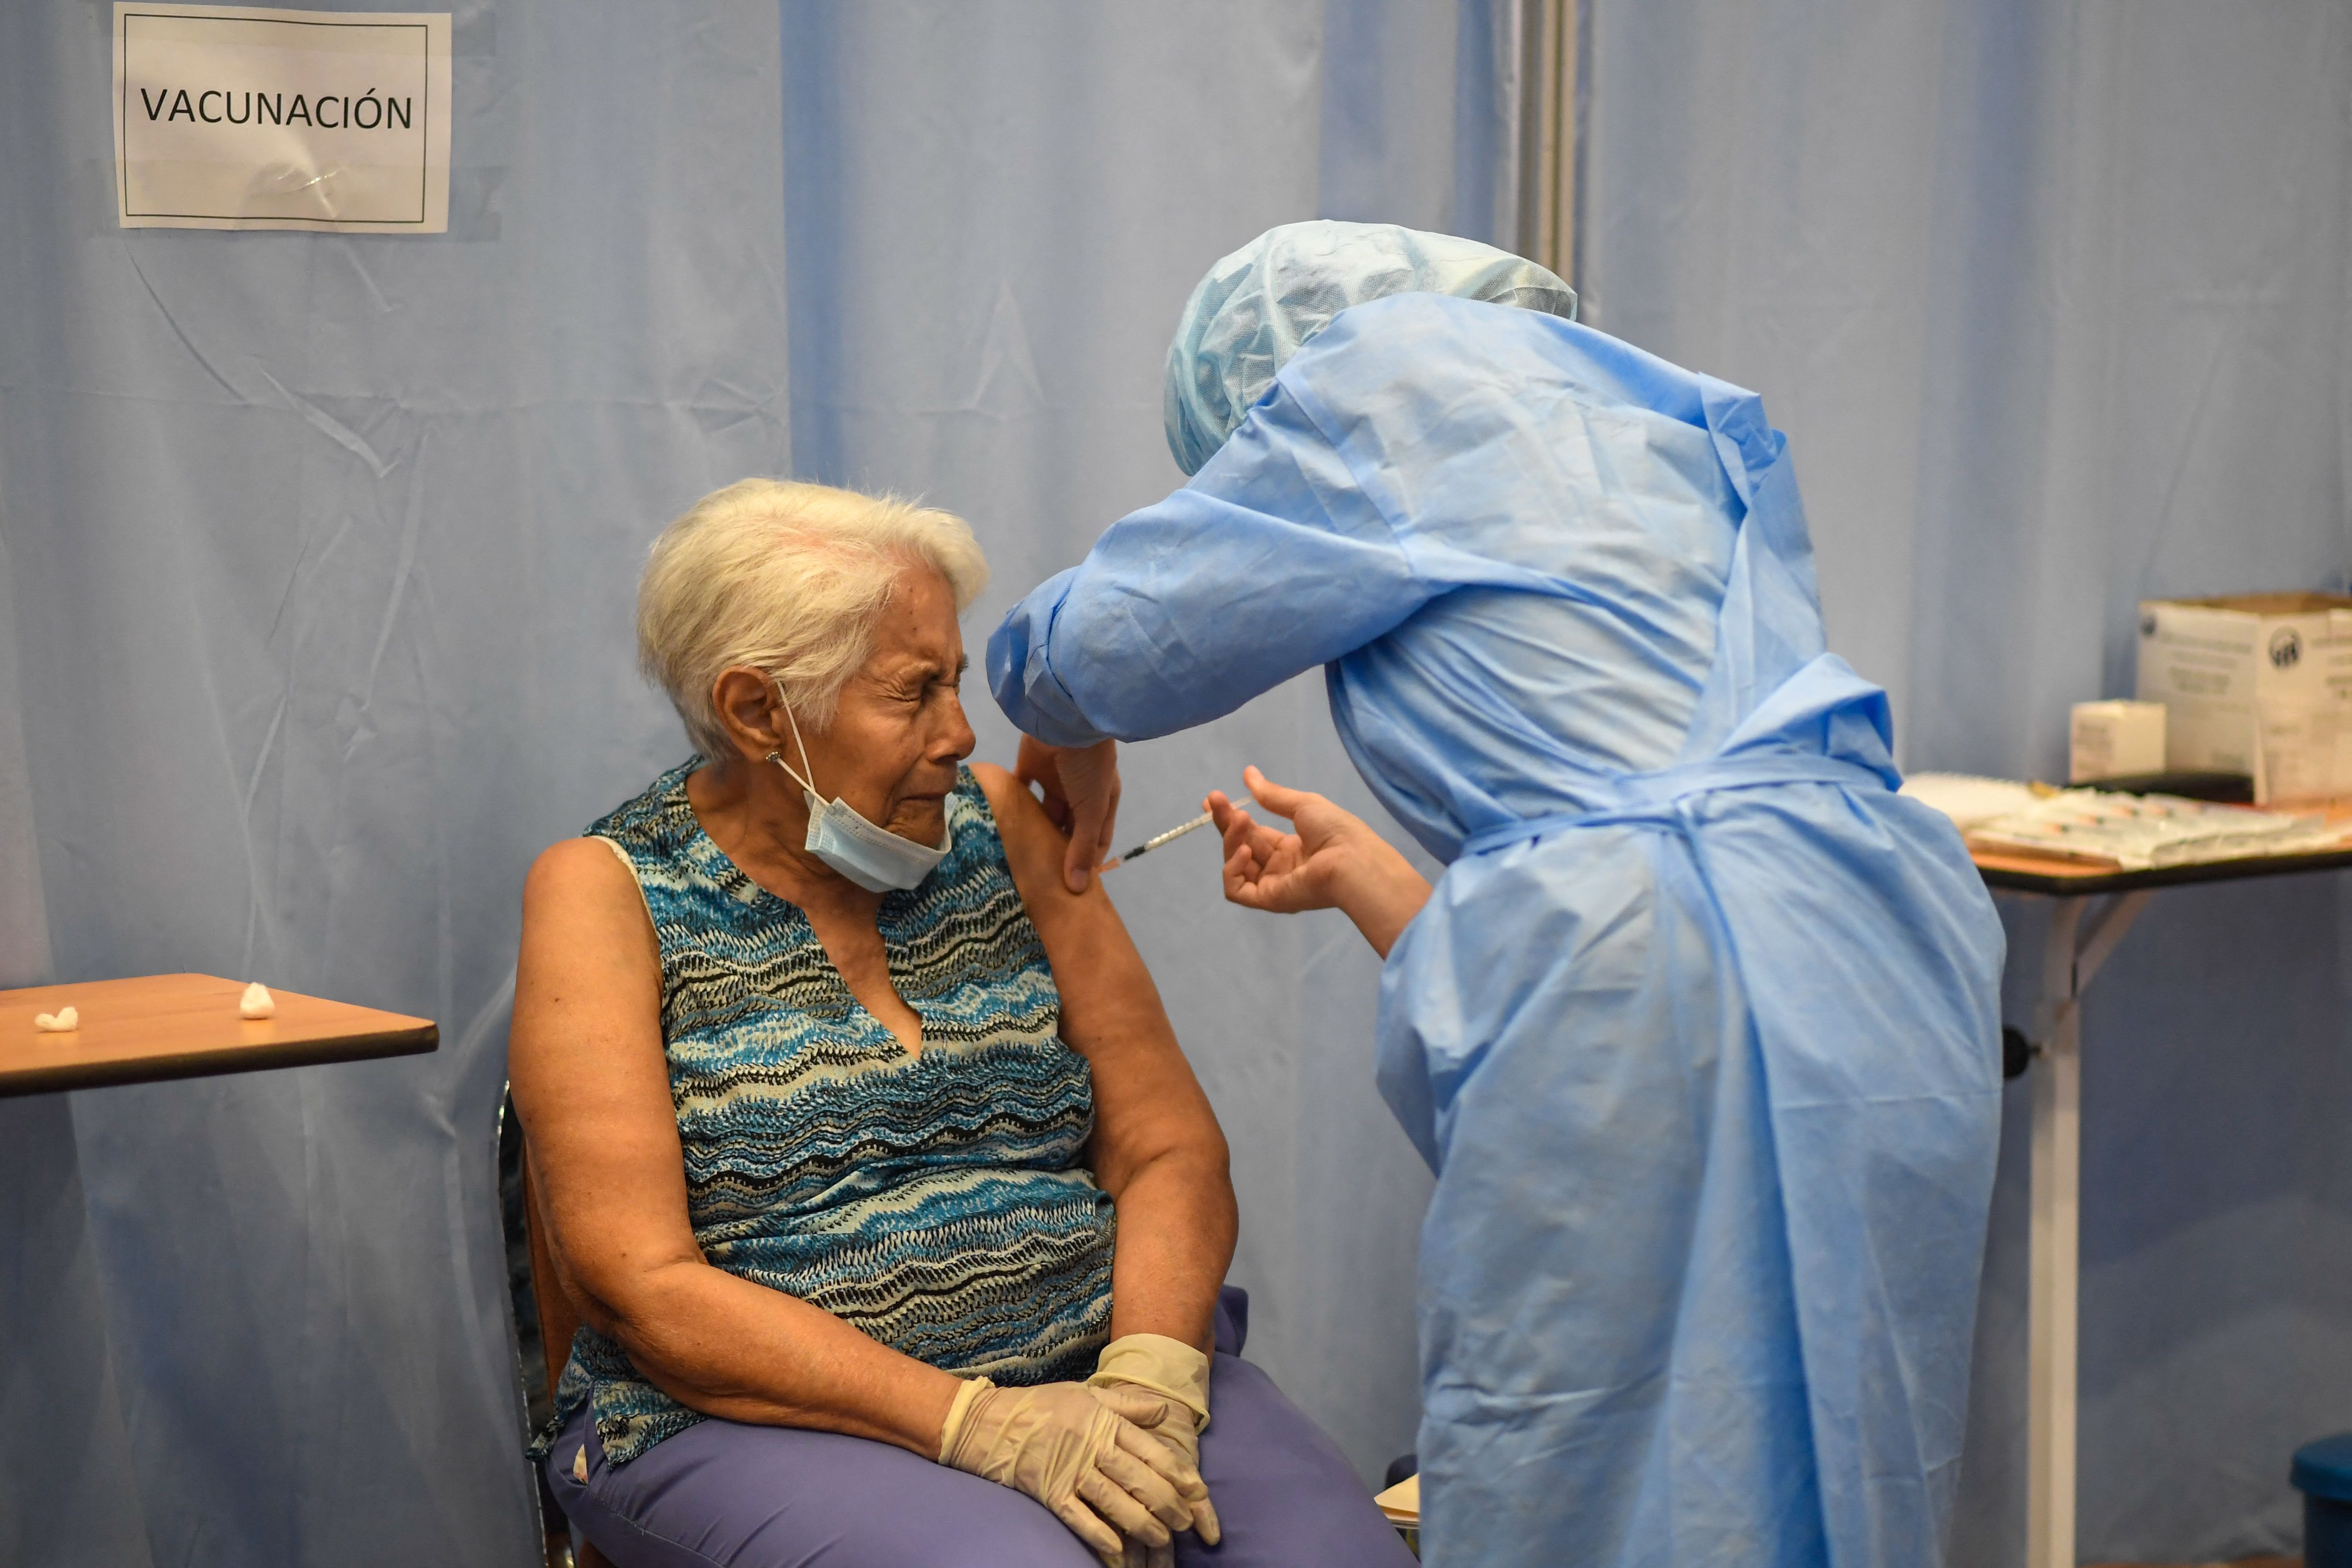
xmin=710 ymin=667 xmax=790 ymax=762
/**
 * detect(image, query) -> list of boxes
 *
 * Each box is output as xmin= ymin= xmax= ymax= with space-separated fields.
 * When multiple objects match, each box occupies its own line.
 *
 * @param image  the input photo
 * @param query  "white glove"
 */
xmin=1087 ymin=1333 xmax=1219 ymax=1563
xmin=939 ymin=1377 xmax=1197 ymax=1567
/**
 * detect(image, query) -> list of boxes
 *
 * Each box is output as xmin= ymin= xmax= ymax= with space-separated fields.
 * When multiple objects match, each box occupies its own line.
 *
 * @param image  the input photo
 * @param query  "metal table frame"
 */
xmin=1979 ymin=844 xmax=2352 ymax=1568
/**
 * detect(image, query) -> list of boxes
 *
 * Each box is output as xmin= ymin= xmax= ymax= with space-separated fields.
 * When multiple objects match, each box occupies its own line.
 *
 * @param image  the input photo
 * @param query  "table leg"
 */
xmin=2023 ymin=890 xmax=2152 ymax=1568
xmin=2027 ymin=896 xmax=2085 ymax=1568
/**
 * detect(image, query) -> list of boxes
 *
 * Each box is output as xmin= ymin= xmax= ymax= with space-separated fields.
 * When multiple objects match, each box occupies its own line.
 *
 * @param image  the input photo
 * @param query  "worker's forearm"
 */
xmin=987 ymin=569 xmax=1114 ymax=749
xmin=1333 ymin=840 xmax=1433 ymax=959
xmin=599 ymin=1260 xmax=961 ymax=1456
xmin=1105 ymin=1148 xmax=1238 ymax=1355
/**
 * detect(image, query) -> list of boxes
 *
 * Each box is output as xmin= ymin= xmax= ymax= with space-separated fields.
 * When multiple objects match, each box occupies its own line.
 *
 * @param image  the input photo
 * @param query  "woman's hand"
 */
xmin=1087 ymin=1388 xmax=1210 ymax=1568
xmin=1207 ymin=766 xmax=1433 ymax=959
xmin=1087 ymin=1331 xmax=1220 ymax=1561
xmin=939 ymin=1378 xmax=1202 ymax=1567
xmin=1016 ymin=734 xmax=1122 ymax=894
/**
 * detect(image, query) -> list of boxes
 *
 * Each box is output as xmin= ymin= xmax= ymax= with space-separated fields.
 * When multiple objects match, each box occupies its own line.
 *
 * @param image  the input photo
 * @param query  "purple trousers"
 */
xmin=543 ymin=1292 xmax=1413 ymax=1568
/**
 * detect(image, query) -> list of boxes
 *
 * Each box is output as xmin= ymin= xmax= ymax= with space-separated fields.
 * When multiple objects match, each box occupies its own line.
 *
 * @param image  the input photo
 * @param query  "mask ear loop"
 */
xmin=762 ymin=682 xmax=822 ymax=799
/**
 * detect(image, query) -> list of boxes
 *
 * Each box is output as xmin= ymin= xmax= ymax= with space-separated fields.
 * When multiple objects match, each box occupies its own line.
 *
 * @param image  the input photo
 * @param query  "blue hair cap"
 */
xmin=1163 ymin=220 xmax=1577 ymax=475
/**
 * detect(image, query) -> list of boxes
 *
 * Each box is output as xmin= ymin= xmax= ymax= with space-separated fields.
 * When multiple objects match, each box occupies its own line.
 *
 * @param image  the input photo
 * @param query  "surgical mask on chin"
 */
xmin=764 ymin=697 xmax=950 ymax=894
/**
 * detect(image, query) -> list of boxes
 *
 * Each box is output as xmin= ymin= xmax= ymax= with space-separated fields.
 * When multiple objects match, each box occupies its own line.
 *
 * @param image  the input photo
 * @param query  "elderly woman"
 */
xmin=510 ymin=479 xmax=1413 ymax=1568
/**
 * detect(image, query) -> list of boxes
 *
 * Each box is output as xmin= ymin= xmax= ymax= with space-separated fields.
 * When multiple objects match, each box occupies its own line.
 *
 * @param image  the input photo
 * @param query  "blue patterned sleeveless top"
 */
xmin=538 ymin=761 xmax=1118 ymax=1465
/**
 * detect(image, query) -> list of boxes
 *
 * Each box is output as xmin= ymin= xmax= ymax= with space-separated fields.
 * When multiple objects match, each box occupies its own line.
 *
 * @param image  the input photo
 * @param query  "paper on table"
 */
xmin=1962 ymin=789 xmax=2352 ymax=872
xmin=1373 ymin=1472 xmax=1418 ymax=1524
xmin=1900 ymin=772 xmax=2043 ymax=831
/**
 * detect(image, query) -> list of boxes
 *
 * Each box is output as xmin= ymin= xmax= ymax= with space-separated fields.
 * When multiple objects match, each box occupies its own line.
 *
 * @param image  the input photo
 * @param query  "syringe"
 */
xmin=1101 ymin=811 xmax=1214 ymax=871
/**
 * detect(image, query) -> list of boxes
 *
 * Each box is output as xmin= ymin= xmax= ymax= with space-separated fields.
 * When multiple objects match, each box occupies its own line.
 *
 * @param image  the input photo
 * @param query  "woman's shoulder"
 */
xmin=953 ymin=763 xmax=1087 ymax=921
xmin=958 ymin=764 xmax=1049 ymax=862
xmin=935 ymin=764 xmax=1055 ymax=894
xmin=524 ymin=833 xmax=641 ymax=915
xmin=961 ymin=762 xmax=1016 ymax=819
xmin=584 ymin=759 xmax=701 ymax=851
xmin=547 ymin=761 xmax=710 ymax=921
xmin=941 ymin=764 xmax=1017 ymax=873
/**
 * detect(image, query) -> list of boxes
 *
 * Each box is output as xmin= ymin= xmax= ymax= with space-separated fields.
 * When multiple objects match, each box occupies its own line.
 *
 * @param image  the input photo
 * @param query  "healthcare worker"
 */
xmin=989 ymin=221 xmax=2006 ymax=1568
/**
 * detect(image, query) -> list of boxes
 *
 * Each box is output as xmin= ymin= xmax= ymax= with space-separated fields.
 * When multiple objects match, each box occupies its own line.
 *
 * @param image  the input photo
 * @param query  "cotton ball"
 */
xmin=239 ymin=982 xmax=276 ymax=1020
xmin=33 ymin=1006 xmax=79 ymax=1033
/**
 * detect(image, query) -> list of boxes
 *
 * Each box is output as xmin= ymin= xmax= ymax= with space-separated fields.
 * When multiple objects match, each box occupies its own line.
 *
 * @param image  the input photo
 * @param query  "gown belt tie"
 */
xmin=1459 ymin=752 xmax=1893 ymax=857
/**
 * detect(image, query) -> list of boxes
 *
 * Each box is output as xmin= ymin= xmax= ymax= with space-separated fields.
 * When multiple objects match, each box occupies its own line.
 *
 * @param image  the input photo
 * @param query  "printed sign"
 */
xmin=113 ymin=3 xmax=451 ymax=231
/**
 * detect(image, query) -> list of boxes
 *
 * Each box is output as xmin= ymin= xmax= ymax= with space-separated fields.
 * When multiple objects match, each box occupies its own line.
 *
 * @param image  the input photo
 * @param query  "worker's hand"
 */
xmin=938 ymin=1377 xmax=1197 ymax=1567
xmin=1208 ymin=766 xmax=1433 ymax=959
xmin=1087 ymin=1334 xmax=1220 ymax=1560
xmin=1206 ymin=769 xmax=1356 ymax=914
xmin=1016 ymin=735 xmax=1121 ymax=894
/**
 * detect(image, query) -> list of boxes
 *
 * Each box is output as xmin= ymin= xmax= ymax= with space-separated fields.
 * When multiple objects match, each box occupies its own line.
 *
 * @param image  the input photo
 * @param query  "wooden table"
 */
xmin=1973 ymin=817 xmax=2352 ymax=1568
xmin=0 ymin=973 xmax=437 ymax=1098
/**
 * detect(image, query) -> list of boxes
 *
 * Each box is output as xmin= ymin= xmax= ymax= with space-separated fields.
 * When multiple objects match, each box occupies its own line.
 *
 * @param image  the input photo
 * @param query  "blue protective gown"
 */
xmin=989 ymin=293 xmax=2005 ymax=1568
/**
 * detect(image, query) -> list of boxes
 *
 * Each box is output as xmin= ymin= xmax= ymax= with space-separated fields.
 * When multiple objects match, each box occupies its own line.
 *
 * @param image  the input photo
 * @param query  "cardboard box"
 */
xmin=2135 ymin=593 xmax=2352 ymax=802
xmin=2069 ymin=700 xmax=2167 ymax=783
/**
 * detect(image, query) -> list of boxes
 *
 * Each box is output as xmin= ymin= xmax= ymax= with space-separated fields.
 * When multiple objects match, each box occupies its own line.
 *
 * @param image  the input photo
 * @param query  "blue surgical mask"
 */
xmin=764 ymin=695 xmax=951 ymax=894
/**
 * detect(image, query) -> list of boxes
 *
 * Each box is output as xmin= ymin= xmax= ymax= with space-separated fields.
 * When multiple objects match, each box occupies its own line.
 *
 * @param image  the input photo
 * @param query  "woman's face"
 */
xmin=789 ymin=562 xmax=975 ymax=848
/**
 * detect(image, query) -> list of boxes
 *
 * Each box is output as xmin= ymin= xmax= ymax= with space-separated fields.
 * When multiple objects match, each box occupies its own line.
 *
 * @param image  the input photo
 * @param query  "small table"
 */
xmin=1974 ymin=827 xmax=2352 ymax=1568
xmin=0 ymin=973 xmax=437 ymax=1098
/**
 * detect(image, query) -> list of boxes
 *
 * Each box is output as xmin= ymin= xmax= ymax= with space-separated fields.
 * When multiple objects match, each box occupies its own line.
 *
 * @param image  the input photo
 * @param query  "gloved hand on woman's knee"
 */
xmin=1088 ymin=1333 xmax=1221 ymax=1566
xmin=938 ymin=1377 xmax=1205 ymax=1567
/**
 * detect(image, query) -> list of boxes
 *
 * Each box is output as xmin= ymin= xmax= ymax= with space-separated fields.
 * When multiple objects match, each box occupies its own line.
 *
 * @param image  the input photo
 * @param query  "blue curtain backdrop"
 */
xmin=0 ymin=1 xmax=793 ymax=1563
xmin=0 ymin=3 xmax=1511 ymax=1563
xmin=6 ymin=1 xmax=2348 ymax=1564
xmin=1583 ymin=2 xmax=2352 ymax=1563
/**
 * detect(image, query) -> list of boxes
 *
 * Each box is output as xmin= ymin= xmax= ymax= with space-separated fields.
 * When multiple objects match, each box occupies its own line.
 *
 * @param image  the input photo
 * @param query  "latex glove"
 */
xmin=939 ymin=1377 xmax=1195 ymax=1566
xmin=1015 ymin=734 xmax=1121 ymax=893
xmin=1088 ymin=1334 xmax=1219 ymax=1553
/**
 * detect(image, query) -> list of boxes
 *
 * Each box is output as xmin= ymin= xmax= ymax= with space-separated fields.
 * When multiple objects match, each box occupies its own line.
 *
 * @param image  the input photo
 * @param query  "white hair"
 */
xmin=637 ymin=478 xmax=990 ymax=759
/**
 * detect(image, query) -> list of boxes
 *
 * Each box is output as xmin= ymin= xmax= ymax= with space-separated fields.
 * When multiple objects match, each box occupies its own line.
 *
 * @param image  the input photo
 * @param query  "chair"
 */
xmin=497 ymin=1086 xmax=615 ymax=1568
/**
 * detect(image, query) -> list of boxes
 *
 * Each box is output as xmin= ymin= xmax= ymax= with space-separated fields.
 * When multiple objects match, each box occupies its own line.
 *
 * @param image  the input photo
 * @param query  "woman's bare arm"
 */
xmin=508 ymin=838 xmax=960 ymax=1454
xmin=976 ymin=765 xmax=1239 ymax=1355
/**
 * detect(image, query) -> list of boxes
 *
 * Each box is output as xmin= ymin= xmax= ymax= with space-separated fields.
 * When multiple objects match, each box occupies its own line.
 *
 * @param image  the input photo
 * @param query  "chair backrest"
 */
xmin=521 ymin=1155 xmax=584 ymax=1402
xmin=498 ymin=1086 xmax=603 ymax=1568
